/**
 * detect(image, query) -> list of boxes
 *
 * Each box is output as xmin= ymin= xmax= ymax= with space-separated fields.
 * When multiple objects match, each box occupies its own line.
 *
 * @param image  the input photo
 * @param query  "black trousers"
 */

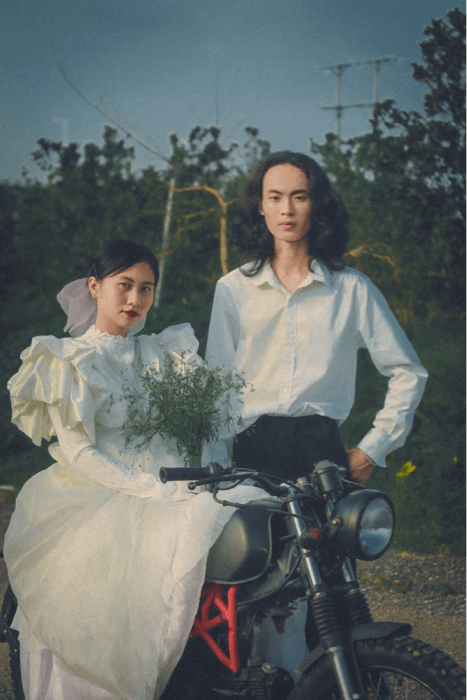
xmin=232 ymin=414 xmax=349 ymax=482
xmin=233 ymin=414 xmax=350 ymax=652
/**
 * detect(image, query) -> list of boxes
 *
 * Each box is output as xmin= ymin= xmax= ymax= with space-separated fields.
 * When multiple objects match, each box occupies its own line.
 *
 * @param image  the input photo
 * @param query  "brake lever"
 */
xmin=187 ymin=470 xmax=290 ymax=495
xmin=187 ymin=470 xmax=255 ymax=491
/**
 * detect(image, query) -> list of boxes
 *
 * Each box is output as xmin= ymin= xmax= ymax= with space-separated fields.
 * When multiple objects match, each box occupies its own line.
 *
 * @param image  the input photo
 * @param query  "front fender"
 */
xmin=296 ymin=621 xmax=412 ymax=674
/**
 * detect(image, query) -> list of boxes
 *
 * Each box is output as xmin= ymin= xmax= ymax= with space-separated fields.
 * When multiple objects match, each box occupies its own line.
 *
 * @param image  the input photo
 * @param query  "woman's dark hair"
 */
xmin=231 ymin=151 xmax=349 ymax=275
xmin=87 ymin=239 xmax=159 ymax=286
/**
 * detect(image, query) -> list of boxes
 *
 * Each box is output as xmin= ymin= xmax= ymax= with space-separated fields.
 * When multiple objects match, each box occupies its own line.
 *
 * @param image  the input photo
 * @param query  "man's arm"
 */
xmin=355 ymin=278 xmax=428 ymax=469
xmin=203 ymin=281 xmax=240 ymax=466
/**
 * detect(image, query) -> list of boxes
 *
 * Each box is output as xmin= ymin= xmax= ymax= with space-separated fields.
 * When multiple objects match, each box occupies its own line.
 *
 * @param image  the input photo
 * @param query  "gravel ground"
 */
xmin=358 ymin=549 xmax=466 ymax=667
xmin=0 ymin=503 xmax=465 ymax=699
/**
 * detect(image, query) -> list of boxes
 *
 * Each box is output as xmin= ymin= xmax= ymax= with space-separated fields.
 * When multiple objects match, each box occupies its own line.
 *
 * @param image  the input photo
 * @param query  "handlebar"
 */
xmin=159 ymin=463 xmax=228 ymax=484
xmin=159 ymin=461 xmax=357 ymax=501
xmin=159 ymin=463 xmax=292 ymax=497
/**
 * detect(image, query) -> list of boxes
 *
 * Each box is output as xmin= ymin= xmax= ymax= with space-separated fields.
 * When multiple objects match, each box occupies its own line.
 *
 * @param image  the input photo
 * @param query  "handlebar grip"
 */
xmin=159 ymin=464 xmax=225 ymax=484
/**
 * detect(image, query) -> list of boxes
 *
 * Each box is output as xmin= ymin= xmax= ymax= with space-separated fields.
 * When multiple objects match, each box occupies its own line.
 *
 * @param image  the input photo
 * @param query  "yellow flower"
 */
xmin=396 ymin=461 xmax=416 ymax=484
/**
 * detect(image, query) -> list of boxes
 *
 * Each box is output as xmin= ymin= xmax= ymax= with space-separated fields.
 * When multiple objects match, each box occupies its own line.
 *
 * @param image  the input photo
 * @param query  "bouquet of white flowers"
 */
xmin=122 ymin=352 xmax=247 ymax=467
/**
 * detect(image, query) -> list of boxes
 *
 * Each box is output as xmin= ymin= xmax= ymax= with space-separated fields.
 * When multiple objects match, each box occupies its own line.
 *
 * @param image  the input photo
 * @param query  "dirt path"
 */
xmin=0 ymin=504 xmax=464 ymax=698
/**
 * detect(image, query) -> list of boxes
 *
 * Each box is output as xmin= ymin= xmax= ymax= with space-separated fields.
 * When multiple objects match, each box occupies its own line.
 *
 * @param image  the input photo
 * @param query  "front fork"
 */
xmin=286 ymin=490 xmax=367 ymax=700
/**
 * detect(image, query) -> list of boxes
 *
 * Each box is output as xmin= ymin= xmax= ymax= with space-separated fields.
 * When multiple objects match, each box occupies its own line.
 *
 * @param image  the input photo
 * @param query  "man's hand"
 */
xmin=347 ymin=448 xmax=375 ymax=485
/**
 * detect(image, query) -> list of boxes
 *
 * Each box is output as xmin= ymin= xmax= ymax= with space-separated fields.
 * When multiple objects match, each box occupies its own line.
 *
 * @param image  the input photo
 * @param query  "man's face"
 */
xmin=258 ymin=163 xmax=312 ymax=245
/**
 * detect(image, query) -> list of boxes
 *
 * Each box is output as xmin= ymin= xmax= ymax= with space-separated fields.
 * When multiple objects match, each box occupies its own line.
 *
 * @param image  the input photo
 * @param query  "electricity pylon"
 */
xmin=320 ymin=57 xmax=402 ymax=138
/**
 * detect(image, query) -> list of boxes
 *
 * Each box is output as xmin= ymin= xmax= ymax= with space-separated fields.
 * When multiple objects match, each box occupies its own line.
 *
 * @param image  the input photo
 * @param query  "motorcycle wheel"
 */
xmin=289 ymin=636 xmax=465 ymax=700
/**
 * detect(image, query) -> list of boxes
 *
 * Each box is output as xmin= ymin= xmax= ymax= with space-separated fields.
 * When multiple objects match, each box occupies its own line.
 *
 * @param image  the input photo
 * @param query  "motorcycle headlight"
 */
xmin=329 ymin=490 xmax=395 ymax=561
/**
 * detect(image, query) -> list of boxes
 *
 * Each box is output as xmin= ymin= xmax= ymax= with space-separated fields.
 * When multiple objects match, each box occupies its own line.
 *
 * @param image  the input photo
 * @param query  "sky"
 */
xmin=0 ymin=0 xmax=460 ymax=181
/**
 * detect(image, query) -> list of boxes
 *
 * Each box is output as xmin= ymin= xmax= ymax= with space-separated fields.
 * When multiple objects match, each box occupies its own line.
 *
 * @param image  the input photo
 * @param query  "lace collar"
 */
xmin=81 ymin=325 xmax=136 ymax=344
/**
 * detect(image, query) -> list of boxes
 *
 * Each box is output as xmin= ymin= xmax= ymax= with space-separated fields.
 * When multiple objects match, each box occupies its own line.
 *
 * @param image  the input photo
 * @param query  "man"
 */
xmin=205 ymin=151 xmax=427 ymax=485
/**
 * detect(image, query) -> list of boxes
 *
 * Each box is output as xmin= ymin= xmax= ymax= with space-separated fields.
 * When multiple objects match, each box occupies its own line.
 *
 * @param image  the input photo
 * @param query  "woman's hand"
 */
xmin=347 ymin=448 xmax=375 ymax=485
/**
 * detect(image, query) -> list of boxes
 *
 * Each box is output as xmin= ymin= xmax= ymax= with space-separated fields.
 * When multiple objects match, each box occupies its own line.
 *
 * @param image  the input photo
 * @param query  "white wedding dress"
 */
xmin=4 ymin=323 xmax=276 ymax=700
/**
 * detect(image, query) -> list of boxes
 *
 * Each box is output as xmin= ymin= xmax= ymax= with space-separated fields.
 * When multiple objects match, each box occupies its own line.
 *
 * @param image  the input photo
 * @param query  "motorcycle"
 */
xmin=1 ymin=460 xmax=465 ymax=700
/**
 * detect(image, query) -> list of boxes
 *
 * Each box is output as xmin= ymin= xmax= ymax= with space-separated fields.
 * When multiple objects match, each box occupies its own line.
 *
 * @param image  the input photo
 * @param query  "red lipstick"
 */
xmin=124 ymin=311 xmax=139 ymax=318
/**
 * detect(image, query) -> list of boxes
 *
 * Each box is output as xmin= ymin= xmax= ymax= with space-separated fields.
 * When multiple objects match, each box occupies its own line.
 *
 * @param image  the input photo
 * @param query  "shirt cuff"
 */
xmin=357 ymin=430 xmax=390 ymax=468
xmin=360 ymin=450 xmax=377 ymax=466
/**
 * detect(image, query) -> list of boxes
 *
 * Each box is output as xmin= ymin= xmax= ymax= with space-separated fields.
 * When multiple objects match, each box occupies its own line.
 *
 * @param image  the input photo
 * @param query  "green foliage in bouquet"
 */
xmin=122 ymin=353 xmax=247 ymax=467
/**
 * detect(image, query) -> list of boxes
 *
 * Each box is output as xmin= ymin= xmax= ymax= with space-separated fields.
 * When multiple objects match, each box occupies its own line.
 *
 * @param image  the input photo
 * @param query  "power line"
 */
xmin=320 ymin=57 xmax=403 ymax=138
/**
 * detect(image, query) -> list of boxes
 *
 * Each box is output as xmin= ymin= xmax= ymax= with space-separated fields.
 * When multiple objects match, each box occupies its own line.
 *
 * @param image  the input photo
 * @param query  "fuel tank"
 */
xmin=205 ymin=499 xmax=280 ymax=584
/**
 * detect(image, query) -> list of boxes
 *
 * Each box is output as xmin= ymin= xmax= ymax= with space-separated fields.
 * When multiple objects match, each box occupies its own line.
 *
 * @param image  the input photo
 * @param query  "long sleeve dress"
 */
xmin=3 ymin=323 xmax=267 ymax=700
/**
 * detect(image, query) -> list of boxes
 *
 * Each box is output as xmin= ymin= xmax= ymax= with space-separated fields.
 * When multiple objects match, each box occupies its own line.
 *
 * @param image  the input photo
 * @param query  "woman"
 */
xmin=4 ymin=239 xmax=266 ymax=700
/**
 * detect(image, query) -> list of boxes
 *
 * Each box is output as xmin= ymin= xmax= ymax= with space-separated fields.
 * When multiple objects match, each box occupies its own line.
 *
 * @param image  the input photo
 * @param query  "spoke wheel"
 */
xmin=289 ymin=637 xmax=465 ymax=700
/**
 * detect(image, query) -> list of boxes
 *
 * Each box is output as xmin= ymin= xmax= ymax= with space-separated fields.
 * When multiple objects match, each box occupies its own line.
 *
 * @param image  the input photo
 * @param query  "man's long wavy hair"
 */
xmin=231 ymin=151 xmax=350 ymax=275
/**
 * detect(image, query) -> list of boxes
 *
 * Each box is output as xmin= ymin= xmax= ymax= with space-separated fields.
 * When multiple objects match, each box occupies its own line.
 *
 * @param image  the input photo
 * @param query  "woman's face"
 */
xmin=89 ymin=262 xmax=155 ymax=337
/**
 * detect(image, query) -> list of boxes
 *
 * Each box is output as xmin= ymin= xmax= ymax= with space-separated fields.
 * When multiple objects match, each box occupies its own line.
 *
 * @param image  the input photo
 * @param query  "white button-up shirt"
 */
xmin=204 ymin=261 xmax=428 ymax=468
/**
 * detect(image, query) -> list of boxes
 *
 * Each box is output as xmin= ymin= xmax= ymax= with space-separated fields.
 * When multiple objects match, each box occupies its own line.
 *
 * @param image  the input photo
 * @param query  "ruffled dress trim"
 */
xmin=7 ymin=323 xmax=200 ymax=447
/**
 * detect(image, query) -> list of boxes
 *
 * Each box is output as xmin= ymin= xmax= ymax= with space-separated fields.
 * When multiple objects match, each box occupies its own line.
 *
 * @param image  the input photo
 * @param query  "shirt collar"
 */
xmin=245 ymin=259 xmax=331 ymax=289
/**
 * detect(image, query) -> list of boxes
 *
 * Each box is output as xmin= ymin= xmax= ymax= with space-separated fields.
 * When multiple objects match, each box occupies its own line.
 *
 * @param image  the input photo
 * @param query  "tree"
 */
xmin=151 ymin=126 xmax=270 ymax=343
xmin=311 ymin=9 xmax=465 ymax=323
xmin=311 ymin=9 xmax=466 ymax=554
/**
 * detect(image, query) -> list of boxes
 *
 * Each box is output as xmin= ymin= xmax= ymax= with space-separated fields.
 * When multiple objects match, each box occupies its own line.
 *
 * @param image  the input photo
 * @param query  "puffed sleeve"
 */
xmin=7 ymin=336 xmax=100 ymax=446
xmin=156 ymin=323 xmax=202 ymax=366
xmin=137 ymin=323 xmax=204 ymax=372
